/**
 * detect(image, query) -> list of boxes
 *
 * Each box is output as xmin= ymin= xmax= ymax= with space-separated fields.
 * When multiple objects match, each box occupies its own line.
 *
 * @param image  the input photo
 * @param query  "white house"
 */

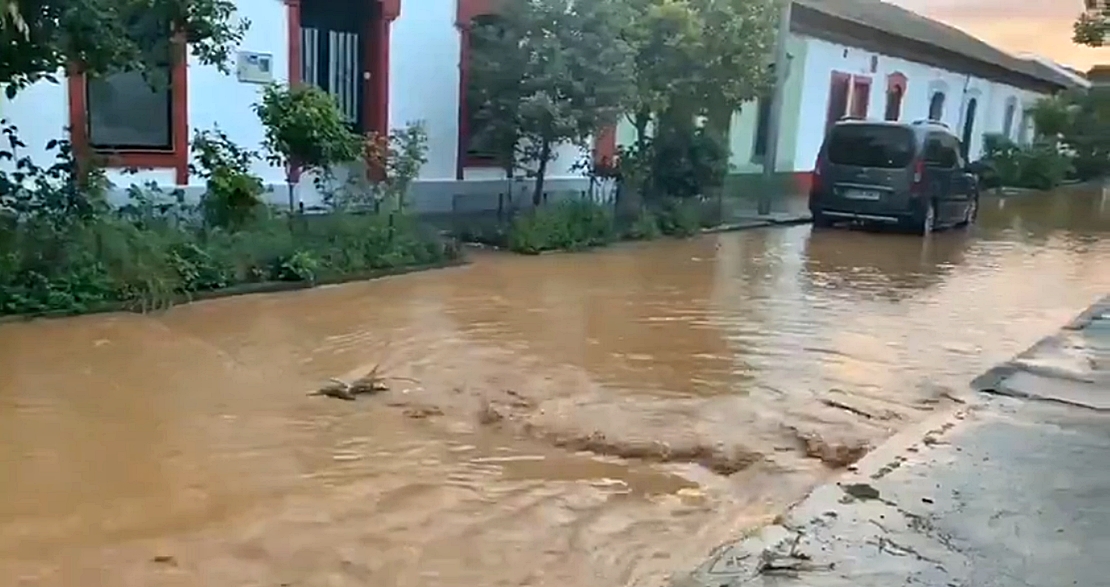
xmin=1 ymin=0 xmax=611 ymax=214
xmin=0 ymin=0 xmax=1082 ymax=213
xmin=614 ymin=0 xmax=1081 ymax=197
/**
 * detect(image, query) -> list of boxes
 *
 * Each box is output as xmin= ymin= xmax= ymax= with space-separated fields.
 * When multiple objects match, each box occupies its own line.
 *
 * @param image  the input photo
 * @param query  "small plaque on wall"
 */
xmin=236 ymin=52 xmax=274 ymax=84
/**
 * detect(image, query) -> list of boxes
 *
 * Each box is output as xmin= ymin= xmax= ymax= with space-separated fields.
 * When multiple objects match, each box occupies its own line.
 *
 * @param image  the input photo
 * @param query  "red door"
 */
xmin=850 ymin=78 xmax=871 ymax=118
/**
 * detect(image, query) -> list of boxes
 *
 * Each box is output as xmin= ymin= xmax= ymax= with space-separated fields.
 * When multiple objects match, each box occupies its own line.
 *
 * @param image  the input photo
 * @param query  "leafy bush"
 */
xmin=190 ymin=128 xmax=266 ymax=229
xmin=622 ymin=208 xmax=661 ymax=240
xmin=981 ymin=133 xmax=1073 ymax=190
xmin=254 ymin=83 xmax=364 ymax=172
xmin=331 ymin=121 xmax=430 ymax=213
xmin=650 ymin=122 xmax=729 ymax=201
xmin=653 ymin=198 xmax=702 ymax=237
xmin=507 ymin=200 xmax=615 ymax=254
xmin=0 ymin=132 xmax=460 ymax=318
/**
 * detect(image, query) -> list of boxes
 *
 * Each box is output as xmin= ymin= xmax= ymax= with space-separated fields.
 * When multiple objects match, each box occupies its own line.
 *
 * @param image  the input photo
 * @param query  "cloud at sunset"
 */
xmin=889 ymin=0 xmax=1110 ymax=69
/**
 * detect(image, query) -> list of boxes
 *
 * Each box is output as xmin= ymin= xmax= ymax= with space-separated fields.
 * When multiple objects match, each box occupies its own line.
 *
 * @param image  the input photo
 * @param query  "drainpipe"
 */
xmin=759 ymin=0 xmax=792 ymax=216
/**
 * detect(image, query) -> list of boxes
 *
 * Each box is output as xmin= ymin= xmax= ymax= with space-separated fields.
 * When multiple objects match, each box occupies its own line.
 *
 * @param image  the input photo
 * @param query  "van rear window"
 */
xmin=826 ymin=125 xmax=915 ymax=168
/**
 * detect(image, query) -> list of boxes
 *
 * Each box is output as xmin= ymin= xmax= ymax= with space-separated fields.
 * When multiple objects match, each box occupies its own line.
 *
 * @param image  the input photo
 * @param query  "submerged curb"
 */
xmin=970 ymin=294 xmax=1110 ymax=408
xmin=0 ymin=258 xmax=470 ymax=325
xmin=671 ymin=294 xmax=1110 ymax=587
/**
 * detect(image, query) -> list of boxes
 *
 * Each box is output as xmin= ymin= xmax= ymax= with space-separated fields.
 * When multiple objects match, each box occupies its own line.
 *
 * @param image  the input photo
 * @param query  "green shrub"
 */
xmin=507 ymin=200 xmax=614 ymax=254
xmin=654 ymin=198 xmax=702 ymax=237
xmin=0 ymin=132 xmax=458 ymax=317
xmin=623 ymin=209 xmax=661 ymax=240
xmin=190 ymin=128 xmax=266 ymax=230
xmin=980 ymin=133 xmax=1073 ymax=191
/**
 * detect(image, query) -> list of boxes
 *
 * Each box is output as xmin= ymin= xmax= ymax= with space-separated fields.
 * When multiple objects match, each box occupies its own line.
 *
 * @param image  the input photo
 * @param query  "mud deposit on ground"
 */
xmin=1 ymin=191 xmax=1108 ymax=586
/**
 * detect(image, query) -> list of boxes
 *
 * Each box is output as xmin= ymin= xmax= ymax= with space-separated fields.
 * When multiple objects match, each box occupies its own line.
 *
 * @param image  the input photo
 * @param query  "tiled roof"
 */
xmin=794 ymin=0 xmax=1078 ymax=90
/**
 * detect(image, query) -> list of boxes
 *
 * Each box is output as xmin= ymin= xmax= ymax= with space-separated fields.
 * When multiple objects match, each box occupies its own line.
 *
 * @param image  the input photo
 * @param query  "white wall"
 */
xmin=190 ymin=0 xmax=289 ymax=189
xmin=0 ymin=0 xmax=289 ymax=203
xmin=792 ymin=36 xmax=1049 ymax=171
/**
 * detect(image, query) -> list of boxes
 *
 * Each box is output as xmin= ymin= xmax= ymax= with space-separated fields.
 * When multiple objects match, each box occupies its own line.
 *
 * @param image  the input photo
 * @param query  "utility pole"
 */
xmin=759 ymin=0 xmax=793 ymax=216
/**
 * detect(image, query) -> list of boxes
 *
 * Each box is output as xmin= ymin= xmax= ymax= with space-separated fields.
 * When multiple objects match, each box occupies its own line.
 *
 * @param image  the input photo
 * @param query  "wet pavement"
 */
xmin=674 ymin=296 xmax=1110 ymax=587
xmin=0 ymin=188 xmax=1108 ymax=587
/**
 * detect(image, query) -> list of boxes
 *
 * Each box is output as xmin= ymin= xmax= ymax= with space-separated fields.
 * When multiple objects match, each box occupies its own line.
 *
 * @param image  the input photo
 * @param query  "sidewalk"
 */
xmin=671 ymin=296 xmax=1110 ymax=587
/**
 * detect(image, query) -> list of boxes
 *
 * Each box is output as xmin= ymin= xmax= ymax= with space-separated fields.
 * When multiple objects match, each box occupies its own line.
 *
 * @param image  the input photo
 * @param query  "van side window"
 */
xmin=923 ymin=133 xmax=956 ymax=168
xmin=945 ymin=135 xmax=966 ymax=168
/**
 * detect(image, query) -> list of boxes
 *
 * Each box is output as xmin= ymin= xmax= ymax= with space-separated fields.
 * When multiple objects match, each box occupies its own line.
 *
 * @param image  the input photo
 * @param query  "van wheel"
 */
xmin=958 ymin=196 xmax=978 ymax=227
xmin=916 ymin=201 xmax=936 ymax=236
xmin=812 ymin=211 xmax=833 ymax=228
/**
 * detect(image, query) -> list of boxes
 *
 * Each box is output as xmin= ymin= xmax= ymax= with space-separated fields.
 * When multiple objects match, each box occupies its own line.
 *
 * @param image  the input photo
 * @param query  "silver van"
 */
xmin=808 ymin=119 xmax=984 ymax=235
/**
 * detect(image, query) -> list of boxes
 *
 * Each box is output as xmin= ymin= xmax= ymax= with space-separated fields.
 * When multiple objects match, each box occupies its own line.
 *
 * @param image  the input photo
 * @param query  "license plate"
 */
xmin=843 ymin=189 xmax=881 ymax=200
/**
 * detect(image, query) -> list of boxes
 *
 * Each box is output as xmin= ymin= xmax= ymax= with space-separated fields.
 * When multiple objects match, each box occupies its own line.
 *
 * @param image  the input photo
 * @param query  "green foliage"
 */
xmin=980 ymin=134 xmax=1073 ymax=191
xmin=507 ymin=200 xmax=616 ymax=254
xmin=1074 ymin=5 xmax=1109 ymax=47
xmin=253 ymin=83 xmax=364 ymax=175
xmin=190 ymin=127 xmax=266 ymax=230
xmin=0 ymin=0 xmax=248 ymax=93
xmin=468 ymin=0 xmax=637 ymax=205
xmin=653 ymin=198 xmax=703 ymax=237
xmin=336 ymin=121 xmax=429 ymax=213
xmin=1040 ymin=89 xmax=1110 ymax=180
xmin=0 ymin=132 xmax=459 ymax=317
xmin=622 ymin=208 xmax=661 ymax=240
xmin=650 ymin=118 xmax=730 ymax=200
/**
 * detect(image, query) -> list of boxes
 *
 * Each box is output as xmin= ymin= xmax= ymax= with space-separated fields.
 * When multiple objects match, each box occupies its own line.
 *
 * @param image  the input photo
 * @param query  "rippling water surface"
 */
xmin=1 ymin=189 xmax=1108 ymax=586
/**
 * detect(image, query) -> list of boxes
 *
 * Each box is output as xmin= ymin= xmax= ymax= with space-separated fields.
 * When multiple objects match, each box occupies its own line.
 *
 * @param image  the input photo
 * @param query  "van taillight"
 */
xmin=910 ymin=158 xmax=925 ymax=195
xmin=812 ymin=153 xmax=825 ymax=191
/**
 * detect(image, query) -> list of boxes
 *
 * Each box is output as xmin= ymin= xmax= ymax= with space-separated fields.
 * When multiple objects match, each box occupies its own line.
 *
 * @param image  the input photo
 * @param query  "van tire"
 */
xmin=812 ymin=211 xmax=833 ymax=228
xmin=916 ymin=201 xmax=936 ymax=236
xmin=958 ymin=195 xmax=979 ymax=227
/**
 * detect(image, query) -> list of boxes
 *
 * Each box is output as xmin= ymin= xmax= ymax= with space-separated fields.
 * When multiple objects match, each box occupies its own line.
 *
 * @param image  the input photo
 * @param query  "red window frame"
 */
xmin=455 ymin=0 xmax=616 ymax=179
xmin=825 ymin=71 xmax=851 ymax=129
xmin=850 ymin=75 xmax=871 ymax=118
xmin=67 ymin=39 xmax=189 ymax=185
xmin=884 ymin=72 xmax=907 ymax=121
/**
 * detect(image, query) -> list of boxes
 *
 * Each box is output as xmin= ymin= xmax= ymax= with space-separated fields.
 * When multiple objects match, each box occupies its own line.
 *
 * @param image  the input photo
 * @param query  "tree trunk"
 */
xmin=632 ymin=108 xmax=651 ymax=206
xmin=532 ymin=137 xmax=552 ymax=207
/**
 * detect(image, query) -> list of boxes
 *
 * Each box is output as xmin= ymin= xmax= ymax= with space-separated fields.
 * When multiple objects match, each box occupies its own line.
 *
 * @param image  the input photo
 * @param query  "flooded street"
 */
xmin=1 ymin=188 xmax=1108 ymax=587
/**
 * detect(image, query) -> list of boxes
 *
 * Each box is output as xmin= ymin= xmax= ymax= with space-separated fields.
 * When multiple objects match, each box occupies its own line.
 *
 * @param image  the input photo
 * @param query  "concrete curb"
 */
xmin=970 ymin=295 xmax=1110 ymax=406
xmin=0 ymin=258 xmax=470 ymax=325
xmin=669 ymin=403 xmax=974 ymax=587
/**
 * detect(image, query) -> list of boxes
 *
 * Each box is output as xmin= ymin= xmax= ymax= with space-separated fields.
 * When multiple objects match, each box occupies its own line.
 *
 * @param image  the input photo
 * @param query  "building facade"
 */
xmin=616 ymin=0 xmax=1079 ymax=195
xmin=0 ymin=0 xmax=1081 ymax=212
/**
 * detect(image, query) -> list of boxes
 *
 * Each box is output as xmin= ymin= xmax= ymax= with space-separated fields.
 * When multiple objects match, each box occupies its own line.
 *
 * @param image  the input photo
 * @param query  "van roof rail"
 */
xmin=911 ymin=119 xmax=950 ymax=129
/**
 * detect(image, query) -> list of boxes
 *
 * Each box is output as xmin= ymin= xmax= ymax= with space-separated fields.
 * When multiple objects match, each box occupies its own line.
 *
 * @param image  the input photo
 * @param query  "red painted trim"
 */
xmin=886 ymin=71 xmax=907 ymax=92
xmin=456 ymin=0 xmax=502 ymax=178
xmin=850 ymin=75 xmax=871 ymax=118
xmin=380 ymin=0 xmax=401 ymax=20
xmin=285 ymin=0 xmax=302 ymax=183
xmin=67 ymin=41 xmax=189 ymax=185
xmin=825 ymin=71 xmax=851 ymax=129
xmin=791 ymin=171 xmax=814 ymax=194
xmin=457 ymin=0 xmax=496 ymax=26
xmin=593 ymin=125 xmax=617 ymax=168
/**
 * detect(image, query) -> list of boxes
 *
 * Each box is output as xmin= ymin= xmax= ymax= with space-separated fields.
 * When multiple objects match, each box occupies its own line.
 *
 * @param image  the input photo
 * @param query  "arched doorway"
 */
xmin=884 ymin=72 xmax=907 ymax=121
xmin=961 ymin=98 xmax=978 ymax=159
xmin=928 ymin=92 xmax=945 ymax=121
xmin=884 ymin=86 xmax=903 ymax=121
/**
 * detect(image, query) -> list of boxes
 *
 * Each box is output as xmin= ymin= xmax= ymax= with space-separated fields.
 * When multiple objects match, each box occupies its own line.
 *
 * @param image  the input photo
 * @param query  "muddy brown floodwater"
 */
xmin=1 ymin=188 xmax=1109 ymax=587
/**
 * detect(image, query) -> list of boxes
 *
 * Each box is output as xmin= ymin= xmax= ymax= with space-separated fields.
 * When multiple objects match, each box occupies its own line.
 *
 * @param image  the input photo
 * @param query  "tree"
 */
xmin=617 ymin=0 xmax=777 ymax=202
xmin=1074 ymin=3 xmax=1109 ymax=47
xmin=691 ymin=0 xmax=778 ymax=147
xmin=468 ymin=0 xmax=636 ymax=206
xmin=0 ymin=0 xmax=249 ymax=96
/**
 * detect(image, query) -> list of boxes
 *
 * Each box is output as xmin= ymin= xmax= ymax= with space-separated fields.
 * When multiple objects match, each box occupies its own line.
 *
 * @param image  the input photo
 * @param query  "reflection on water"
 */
xmin=0 ymin=190 xmax=1108 ymax=586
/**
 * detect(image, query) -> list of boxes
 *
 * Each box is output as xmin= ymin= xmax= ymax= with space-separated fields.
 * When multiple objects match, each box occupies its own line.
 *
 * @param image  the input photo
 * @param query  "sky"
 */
xmin=891 ymin=0 xmax=1110 ymax=70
